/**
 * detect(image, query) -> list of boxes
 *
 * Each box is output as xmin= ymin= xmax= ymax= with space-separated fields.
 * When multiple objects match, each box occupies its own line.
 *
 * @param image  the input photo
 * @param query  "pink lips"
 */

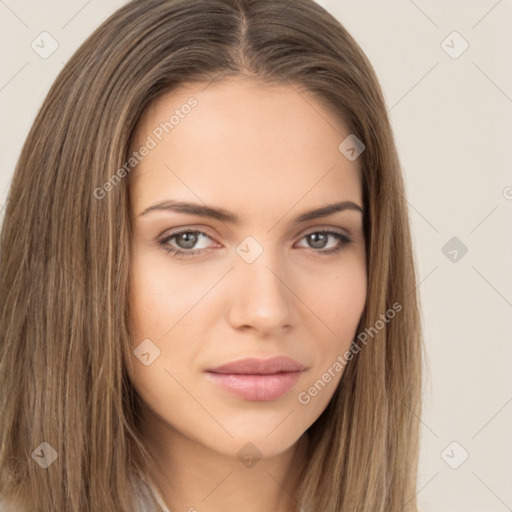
xmin=205 ymin=356 xmax=307 ymax=401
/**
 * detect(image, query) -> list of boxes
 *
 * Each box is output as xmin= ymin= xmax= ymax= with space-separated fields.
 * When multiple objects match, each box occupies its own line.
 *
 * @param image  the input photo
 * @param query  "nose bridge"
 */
xmin=229 ymin=235 xmax=295 ymax=331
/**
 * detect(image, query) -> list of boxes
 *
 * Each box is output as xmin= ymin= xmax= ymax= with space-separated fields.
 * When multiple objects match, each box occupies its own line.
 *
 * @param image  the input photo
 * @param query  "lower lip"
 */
xmin=205 ymin=371 xmax=304 ymax=401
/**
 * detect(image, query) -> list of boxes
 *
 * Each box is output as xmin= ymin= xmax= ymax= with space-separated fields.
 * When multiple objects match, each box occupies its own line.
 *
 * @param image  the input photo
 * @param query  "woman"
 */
xmin=0 ymin=0 xmax=423 ymax=511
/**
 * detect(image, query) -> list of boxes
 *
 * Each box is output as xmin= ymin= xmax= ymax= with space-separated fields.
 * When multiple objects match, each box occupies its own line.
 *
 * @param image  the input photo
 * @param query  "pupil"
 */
xmin=309 ymin=233 xmax=327 ymax=249
xmin=178 ymin=232 xmax=197 ymax=249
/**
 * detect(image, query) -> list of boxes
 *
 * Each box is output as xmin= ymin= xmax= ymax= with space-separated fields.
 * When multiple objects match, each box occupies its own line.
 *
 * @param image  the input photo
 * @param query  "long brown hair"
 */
xmin=0 ymin=0 xmax=423 ymax=510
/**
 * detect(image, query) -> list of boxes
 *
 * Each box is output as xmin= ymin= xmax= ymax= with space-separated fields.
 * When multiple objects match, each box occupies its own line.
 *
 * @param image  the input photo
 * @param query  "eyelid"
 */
xmin=158 ymin=224 xmax=219 ymax=240
xmin=300 ymin=225 xmax=350 ymax=237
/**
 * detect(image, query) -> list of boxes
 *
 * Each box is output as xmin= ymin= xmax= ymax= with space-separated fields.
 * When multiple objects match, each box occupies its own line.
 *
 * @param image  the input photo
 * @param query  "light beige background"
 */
xmin=1 ymin=1 xmax=511 ymax=511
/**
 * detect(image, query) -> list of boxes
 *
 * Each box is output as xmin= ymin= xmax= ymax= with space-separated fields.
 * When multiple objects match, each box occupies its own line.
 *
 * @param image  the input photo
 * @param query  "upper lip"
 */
xmin=206 ymin=356 xmax=307 ymax=375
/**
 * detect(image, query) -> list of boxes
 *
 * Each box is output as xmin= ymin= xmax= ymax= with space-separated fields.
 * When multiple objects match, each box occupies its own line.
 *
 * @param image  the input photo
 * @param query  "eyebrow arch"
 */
xmin=139 ymin=199 xmax=364 ymax=224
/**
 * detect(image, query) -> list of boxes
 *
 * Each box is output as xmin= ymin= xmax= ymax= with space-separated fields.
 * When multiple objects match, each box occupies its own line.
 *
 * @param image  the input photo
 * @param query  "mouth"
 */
xmin=204 ymin=355 xmax=308 ymax=401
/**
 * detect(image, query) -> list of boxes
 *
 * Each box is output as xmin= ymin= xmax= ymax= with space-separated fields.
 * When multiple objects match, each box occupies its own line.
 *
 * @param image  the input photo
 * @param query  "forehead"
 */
xmin=129 ymin=77 xmax=362 ymax=218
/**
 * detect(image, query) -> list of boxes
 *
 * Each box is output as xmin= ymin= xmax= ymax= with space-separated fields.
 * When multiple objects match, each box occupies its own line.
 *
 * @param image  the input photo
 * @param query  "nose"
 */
xmin=227 ymin=246 xmax=299 ymax=335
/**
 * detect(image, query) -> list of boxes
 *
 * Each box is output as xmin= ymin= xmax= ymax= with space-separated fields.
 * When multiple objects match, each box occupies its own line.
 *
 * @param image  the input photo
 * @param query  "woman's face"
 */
xmin=127 ymin=76 xmax=367 ymax=460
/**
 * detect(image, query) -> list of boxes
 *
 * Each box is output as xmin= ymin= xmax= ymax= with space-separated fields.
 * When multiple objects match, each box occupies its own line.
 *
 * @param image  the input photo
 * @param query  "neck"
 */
xmin=140 ymin=408 xmax=310 ymax=512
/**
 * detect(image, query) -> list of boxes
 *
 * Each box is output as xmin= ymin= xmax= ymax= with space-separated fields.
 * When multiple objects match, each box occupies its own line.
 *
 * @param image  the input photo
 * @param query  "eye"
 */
xmin=295 ymin=230 xmax=352 ymax=255
xmin=158 ymin=229 xmax=217 ymax=259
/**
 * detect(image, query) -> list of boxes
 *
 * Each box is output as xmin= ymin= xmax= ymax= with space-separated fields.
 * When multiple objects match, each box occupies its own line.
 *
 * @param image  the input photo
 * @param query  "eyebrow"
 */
xmin=139 ymin=199 xmax=364 ymax=224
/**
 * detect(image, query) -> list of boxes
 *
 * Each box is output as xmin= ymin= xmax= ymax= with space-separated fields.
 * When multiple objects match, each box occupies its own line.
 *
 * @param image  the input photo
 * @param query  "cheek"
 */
xmin=129 ymin=248 xmax=213 ymax=338
xmin=304 ymin=256 xmax=367 ymax=344
xmin=127 ymin=258 xmax=203 ymax=427
xmin=127 ymin=248 xmax=219 ymax=391
xmin=293 ymin=261 xmax=366 ymax=417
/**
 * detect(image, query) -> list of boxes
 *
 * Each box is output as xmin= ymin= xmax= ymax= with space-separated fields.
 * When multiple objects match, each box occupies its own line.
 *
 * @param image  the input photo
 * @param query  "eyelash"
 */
xmin=157 ymin=229 xmax=352 ymax=259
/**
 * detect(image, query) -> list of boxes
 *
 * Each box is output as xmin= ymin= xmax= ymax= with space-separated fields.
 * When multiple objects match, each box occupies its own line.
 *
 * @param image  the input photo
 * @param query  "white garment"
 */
xmin=135 ymin=474 xmax=172 ymax=512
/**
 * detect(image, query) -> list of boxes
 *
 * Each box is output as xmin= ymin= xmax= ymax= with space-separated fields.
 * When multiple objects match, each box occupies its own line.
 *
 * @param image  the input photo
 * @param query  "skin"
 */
xmin=127 ymin=76 xmax=367 ymax=512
